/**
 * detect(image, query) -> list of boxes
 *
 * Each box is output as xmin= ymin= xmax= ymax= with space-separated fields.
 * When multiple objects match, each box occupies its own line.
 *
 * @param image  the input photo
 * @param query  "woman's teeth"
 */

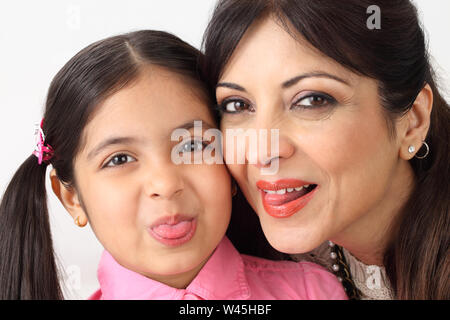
xmin=263 ymin=185 xmax=310 ymax=194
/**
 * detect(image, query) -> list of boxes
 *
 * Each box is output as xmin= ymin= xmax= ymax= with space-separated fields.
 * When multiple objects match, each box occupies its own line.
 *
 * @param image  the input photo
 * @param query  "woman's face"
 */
xmin=71 ymin=66 xmax=231 ymax=286
xmin=216 ymin=17 xmax=410 ymax=253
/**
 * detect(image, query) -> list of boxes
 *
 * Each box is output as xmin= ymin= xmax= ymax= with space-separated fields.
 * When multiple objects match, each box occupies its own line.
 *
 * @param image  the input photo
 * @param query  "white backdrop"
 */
xmin=0 ymin=0 xmax=449 ymax=299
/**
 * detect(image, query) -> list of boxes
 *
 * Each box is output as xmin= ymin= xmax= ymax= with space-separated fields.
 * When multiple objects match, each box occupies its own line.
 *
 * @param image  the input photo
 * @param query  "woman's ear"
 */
xmin=50 ymin=169 xmax=88 ymax=227
xmin=398 ymin=84 xmax=433 ymax=160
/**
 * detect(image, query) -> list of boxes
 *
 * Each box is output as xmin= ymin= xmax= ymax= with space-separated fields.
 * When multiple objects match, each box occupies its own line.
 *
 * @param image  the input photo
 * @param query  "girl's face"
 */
xmin=71 ymin=66 xmax=231 ymax=287
xmin=215 ymin=18 xmax=413 ymax=254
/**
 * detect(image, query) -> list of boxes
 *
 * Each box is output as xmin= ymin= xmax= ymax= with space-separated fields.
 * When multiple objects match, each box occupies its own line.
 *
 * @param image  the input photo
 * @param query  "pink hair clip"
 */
xmin=32 ymin=118 xmax=54 ymax=165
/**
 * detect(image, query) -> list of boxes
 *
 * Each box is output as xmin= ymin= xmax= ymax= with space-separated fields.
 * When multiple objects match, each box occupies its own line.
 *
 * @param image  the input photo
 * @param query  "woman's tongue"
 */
xmin=264 ymin=188 xmax=309 ymax=206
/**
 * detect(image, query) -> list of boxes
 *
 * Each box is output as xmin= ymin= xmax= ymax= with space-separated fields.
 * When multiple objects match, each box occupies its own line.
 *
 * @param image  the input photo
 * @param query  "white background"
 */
xmin=0 ymin=0 xmax=449 ymax=299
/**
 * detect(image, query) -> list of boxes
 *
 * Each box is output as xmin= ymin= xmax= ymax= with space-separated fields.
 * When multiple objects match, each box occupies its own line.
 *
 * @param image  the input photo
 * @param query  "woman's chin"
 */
xmin=262 ymin=228 xmax=324 ymax=254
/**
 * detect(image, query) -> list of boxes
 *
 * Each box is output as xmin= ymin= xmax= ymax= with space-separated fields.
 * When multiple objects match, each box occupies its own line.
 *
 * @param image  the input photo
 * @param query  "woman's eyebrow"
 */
xmin=216 ymin=82 xmax=247 ymax=92
xmin=282 ymin=71 xmax=351 ymax=88
xmin=216 ymin=71 xmax=351 ymax=93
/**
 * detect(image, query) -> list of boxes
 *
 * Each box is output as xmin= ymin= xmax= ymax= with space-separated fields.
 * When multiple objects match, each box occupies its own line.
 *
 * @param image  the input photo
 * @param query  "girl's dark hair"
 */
xmin=0 ymin=30 xmax=211 ymax=299
xmin=202 ymin=0 xmax=449 ymax=299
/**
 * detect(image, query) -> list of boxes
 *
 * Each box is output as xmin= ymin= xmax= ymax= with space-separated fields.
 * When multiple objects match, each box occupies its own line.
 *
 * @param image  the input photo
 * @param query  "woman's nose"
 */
xmin=245 ymin=117 xmax=295 ymax=171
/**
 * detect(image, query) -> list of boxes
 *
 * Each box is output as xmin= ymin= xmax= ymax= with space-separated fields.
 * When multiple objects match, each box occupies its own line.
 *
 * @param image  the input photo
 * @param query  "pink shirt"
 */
xmin=89 ymin=236 xmax=347 ymax=300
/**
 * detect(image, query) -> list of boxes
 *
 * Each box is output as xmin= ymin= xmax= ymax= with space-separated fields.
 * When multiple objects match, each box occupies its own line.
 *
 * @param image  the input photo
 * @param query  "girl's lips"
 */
xmin=148 ymin=215 xmax=197 ymax=247
xmin=256 ymin=179 xmax=318 ymax=218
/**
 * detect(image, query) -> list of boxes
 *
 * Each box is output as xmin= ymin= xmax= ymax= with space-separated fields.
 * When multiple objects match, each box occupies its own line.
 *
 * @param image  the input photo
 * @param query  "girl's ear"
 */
xmin=398 ymin=84 xmax=433 ymax=160
xmin=50 ymin=169 xmax=88 ymax=226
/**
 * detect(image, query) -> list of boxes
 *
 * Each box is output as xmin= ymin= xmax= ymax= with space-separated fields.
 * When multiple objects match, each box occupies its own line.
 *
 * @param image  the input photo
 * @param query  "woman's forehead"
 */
xmin=220 ymin=17 xmax=359 ymax=86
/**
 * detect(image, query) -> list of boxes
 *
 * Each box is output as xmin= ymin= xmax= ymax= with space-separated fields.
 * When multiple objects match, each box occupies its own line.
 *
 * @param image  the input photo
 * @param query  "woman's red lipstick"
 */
xmin=256 ymin=179 xmax=318 ymax=218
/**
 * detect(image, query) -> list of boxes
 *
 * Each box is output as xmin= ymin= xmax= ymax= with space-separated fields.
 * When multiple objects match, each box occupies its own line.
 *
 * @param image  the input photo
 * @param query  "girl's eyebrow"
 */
xmin=174 ymin=120 xmax=216 ymax=131
xmin=87 ymin=136 xmax=139 ymax=160
xmin=87 ymin=120 xmax=216 ymax=160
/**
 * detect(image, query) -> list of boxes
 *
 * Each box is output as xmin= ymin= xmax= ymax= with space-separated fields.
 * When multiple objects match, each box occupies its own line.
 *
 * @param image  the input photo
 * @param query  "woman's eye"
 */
xmin=104 ymin=154 xmax=136 ymax=168
xmin=292 ymin=93 xmax=337 ymax=109
xmin=219 ymin=99 xmax=253 ymax=114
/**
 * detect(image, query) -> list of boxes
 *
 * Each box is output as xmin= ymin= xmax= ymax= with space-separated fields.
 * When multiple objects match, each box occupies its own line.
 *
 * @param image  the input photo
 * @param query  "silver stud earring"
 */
xmin=408 ymin=145 xmax=415 ymax=154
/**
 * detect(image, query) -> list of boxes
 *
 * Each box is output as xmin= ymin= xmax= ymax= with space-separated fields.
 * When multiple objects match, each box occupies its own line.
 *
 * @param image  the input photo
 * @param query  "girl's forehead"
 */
xmin=79 ymin=68 xmax=215 ymax=153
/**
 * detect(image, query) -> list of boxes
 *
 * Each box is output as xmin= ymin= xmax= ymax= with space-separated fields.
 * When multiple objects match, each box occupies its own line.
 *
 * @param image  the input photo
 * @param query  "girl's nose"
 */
xmin=144 ymin=164 xmax=184 ymax=200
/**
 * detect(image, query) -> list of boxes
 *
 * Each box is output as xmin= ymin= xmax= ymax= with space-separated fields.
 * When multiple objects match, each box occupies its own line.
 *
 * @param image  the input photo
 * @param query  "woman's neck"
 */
xmin=331 ymin=160 xmax=415 ymax=266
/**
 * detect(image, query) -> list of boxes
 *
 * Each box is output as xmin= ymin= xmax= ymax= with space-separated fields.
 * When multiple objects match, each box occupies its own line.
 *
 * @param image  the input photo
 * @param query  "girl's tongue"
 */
xmin=151 ymin=220 xmax=193 ymax=239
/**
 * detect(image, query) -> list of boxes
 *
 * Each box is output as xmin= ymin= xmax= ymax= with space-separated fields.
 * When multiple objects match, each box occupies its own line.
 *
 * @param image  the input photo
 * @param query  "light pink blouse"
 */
xmin=89 ymin=236 xmax=347 ymax=300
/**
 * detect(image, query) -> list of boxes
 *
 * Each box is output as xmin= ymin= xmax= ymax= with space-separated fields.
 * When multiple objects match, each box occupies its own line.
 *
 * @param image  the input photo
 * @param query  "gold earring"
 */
xmin=74 ymin=216 xmax=86 ymax=227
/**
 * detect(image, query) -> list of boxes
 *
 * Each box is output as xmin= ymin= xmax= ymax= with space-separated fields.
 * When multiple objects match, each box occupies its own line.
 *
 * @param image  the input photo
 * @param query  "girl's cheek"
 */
xmin=84 ymin=179 xmax=137 ymax=224
xmin=204 ymin=164 xmax=231 ymax=191
xmin=200 ymin=165 xmax=232 ymax=201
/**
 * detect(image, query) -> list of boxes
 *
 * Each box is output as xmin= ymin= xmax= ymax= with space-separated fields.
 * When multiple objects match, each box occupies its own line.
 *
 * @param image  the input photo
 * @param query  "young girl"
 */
xmin=0 ymin=30 xmax=346 ymax=300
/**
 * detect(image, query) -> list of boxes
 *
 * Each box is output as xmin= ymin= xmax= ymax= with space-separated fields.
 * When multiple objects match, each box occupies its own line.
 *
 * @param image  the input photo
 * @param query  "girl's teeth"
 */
xmin=294 ymin=187 xmax=303 ymax=191
xmin=276 ymin=189 xmax=286 ymax=195
xmin=304 ymin=184 xmax=310 ymax=188
xmin=265 ymin=190 xmax=276 ymax=194
xmin=287 ymin=188 xmax=294 ymax=192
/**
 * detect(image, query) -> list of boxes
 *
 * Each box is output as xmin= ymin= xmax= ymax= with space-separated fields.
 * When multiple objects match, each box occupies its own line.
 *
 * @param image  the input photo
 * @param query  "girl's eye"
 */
xmin=291 ymin=93 xmax=337 ymax=109
xmin=218 ymin=99 xmax=254 ymax=114
xmin=178 ymin=139 xmax=208 ymax=153
xmin=104 ymin=154 xmax=136 ymax=168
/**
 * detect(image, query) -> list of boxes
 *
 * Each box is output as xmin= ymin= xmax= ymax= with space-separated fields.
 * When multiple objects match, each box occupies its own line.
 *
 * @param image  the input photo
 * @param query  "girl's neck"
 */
xmin=332 ymin=160 xmax=415 ymax=266
xmin=143 ymin=253 xmax=211 ymax=289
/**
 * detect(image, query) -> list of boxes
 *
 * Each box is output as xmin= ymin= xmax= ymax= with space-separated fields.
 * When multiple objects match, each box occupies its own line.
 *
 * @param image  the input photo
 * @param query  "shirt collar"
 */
xmin=96 ymin=236 xmax=250 ymax=300
xmin=186 ymin=236 xmax=250 ymax=299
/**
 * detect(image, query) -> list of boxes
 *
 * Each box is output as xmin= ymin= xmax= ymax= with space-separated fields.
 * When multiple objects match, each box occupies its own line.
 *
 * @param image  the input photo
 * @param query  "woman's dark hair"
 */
xmin=202 ymin=0 xmax=449 ymax=299
xmin=0 ymin=30 xmax=212 ymax=299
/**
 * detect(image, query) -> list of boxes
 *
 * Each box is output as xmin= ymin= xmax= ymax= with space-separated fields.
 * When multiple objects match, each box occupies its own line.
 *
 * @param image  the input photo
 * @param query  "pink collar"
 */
xmin=95 ymin=237 xmax=251 ymax=300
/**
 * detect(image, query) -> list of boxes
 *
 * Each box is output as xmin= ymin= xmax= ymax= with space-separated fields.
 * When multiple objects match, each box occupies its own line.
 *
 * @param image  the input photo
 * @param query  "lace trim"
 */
xmin=341 ymin=248 xmax=393 ymax=300
xmin=290 ymin=242 xmax=394 ymax=300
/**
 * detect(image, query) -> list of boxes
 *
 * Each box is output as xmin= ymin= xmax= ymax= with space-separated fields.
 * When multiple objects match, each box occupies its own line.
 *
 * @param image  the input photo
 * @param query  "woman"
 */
xmin=202 ymin=0 xmax=449 ymax=299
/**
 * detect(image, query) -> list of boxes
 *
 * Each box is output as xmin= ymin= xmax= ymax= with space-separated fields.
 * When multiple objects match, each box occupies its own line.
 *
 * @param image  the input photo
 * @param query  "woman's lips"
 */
xmin=148 ymin=215 xmax=197 ymax=247
xmin=256 ymin=179 xmax=318 ymax=218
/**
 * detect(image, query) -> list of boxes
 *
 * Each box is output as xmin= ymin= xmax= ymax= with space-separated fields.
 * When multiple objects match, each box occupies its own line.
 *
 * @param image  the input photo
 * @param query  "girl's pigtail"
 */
xmin=0 ymin=155 xmax=63 ymax=299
